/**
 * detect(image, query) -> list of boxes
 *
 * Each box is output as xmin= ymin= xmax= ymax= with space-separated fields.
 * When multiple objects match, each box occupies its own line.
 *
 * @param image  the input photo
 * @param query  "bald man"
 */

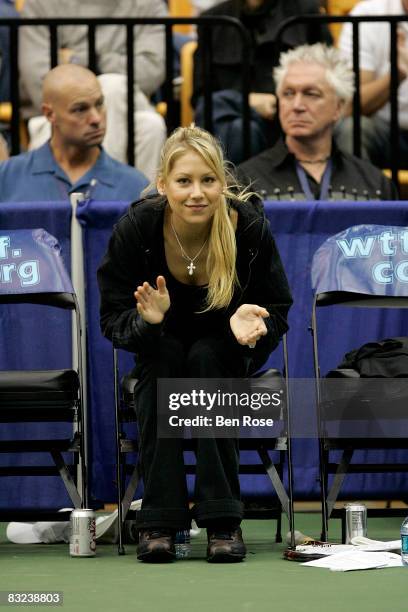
xmin=19 ymin=0 xmax=167 ymax=181
xmin=0 ymin=64 xmax=148 ymax=202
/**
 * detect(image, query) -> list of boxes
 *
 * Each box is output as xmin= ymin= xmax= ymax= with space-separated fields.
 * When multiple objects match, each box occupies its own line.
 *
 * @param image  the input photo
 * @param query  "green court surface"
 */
xmin=0 ymin=513 xmax=406 ymax=612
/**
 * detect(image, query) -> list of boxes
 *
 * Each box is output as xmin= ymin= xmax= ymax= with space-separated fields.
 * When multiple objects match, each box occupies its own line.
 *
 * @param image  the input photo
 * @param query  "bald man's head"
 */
xmin=42 ymin=65 xmax=106 ymax=151
xmin=42 ymin=64 xmax=99 ymax=105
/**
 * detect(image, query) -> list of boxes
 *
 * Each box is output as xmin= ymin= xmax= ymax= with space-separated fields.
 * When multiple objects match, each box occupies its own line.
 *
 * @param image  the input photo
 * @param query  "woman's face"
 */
xmin=158 ymin=149 xmax=224 ymax=228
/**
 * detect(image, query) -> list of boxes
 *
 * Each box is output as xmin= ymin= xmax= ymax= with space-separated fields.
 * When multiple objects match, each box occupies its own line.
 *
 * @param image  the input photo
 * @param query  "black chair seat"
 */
xmin=0 ymin=370 xmax=79 ymax=401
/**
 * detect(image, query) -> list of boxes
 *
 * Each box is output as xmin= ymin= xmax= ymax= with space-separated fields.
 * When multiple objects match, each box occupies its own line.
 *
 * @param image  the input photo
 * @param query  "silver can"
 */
xmin=344 ymin=503 xmax=367 ymax=544
xmin=69 ymin=509 xmax=96 ymax=557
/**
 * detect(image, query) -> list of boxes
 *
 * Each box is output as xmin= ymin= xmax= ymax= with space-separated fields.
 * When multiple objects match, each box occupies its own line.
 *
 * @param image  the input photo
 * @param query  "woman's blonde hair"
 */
xmin=154 ymin=125 xmax=255 ymax=311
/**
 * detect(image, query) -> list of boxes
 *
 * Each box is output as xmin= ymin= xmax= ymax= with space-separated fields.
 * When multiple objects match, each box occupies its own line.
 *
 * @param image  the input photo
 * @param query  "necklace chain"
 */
xmin=170 ymin=219 xmax=208 ymax=276
xmin=295 ymin=156 xmax=330 ymax=165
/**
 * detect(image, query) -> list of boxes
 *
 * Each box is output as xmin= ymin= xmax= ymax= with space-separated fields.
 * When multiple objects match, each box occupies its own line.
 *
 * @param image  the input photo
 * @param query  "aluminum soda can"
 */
xmin=69 ymin=509 xmax=96 ymax=557
xmin=344 ymin=503 xmax=367 ymax=544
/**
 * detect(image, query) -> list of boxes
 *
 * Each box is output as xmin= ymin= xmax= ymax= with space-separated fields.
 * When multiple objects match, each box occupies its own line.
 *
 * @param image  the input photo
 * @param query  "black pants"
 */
xmin=133 ymin=332 xmax=272 ymax=531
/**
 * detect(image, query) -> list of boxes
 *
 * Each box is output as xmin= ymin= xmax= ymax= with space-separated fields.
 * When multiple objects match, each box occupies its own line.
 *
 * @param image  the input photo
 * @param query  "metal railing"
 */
xmin=0 ymin=16 xmax=251 ymax=165
xmin=1 ymin=13 xmax=406 ymax=184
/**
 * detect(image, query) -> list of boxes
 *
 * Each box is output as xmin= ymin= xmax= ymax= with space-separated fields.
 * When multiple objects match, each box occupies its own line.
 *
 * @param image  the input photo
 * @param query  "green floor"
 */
xmin=0 ymin=513 xmax=407 ymax=612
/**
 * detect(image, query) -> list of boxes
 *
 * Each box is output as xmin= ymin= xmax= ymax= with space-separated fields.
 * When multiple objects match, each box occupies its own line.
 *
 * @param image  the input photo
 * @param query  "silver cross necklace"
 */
xmin=170 ymin=219 xmax=208 ymax=276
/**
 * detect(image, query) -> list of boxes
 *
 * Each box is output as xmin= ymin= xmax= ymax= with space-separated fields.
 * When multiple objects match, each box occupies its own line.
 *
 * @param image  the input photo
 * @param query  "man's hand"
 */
xmin=249 ymin=93 xmax=277 ymax=120
xmin=230 ymin=304 xmax=269 ymax=347
xmin=134 ymin=276 xmax=170 ymax=324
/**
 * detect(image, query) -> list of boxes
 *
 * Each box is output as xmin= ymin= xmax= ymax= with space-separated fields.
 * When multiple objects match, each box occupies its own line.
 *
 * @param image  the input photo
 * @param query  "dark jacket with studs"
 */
xmin=237 ymin=139 xmax=398 ymax=201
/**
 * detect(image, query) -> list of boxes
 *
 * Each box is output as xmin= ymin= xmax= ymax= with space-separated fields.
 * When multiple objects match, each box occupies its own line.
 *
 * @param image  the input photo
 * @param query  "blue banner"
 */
xmin=312 ymin=224 xmax=408 ymax=297
xmin=0 ymin=229 xmax=73 ymax=295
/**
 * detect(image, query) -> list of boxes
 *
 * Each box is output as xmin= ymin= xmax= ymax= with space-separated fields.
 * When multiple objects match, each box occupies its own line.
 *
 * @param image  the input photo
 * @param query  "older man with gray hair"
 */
xmin=238 ymin=43 xmax=397 ymax=200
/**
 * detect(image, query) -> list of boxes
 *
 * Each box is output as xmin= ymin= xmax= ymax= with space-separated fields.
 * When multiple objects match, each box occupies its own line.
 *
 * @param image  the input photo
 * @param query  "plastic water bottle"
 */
xmin=174 ymin=529 xmax=191 ymax=559
xmin=401 ymin=517 xmax=408 ymax=566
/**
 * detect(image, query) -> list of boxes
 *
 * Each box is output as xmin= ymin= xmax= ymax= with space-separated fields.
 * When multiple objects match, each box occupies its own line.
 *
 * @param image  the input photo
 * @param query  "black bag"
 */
xmin=338 ymin=337 xmax=408 ymax=378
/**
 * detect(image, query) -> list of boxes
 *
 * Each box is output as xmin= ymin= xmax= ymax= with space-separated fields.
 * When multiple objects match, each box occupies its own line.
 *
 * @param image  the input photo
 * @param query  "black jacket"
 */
xmin=97 ymin=195 xmax=293 ymax=354
xmin=237 ymin=139 xmax=398 ymax=201
xmin=192 ymin=0 xmax=332 ymax=105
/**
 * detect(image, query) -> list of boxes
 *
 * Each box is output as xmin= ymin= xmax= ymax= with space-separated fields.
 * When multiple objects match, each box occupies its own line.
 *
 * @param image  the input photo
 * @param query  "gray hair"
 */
xmin=274 ymin=43 xmax=355 ymax=103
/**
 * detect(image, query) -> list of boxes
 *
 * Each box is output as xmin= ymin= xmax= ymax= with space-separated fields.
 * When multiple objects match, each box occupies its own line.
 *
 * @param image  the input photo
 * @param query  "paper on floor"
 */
xmin=296 ymin=537 xmax=401 ymax=557
xmin=302 ymin=550 xmax=403 ymax=571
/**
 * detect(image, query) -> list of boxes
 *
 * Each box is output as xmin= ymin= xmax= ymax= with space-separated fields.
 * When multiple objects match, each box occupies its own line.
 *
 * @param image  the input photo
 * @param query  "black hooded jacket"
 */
xmin=97 ymin=195 xmax=293 ymax=355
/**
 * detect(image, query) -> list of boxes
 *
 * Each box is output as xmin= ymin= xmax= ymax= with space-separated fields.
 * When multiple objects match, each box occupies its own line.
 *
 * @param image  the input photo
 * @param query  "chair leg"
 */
xmin=116 ymin=442 xmax=126 ymax=556
xmin=274 ymin=450 xmax=285 ymax=543
xmin=121 ymin=466 xmax=140 ymax=524
xmin=51 ymin=450 xmax=82 ymax=508
xmin=275 ymin=503 xmax=283 ymax=543
xmin=318 ymin=441 xmax=329 ymax=541
xmin=326 ymin=449 xmax=353 ymax=517
xmin=341 ymin=513 xmax=347 ymax=544
xmin=258 ymin=446 xmax=291 ymax=518
xmin=113 ymin=347 xmax=126 ymax=555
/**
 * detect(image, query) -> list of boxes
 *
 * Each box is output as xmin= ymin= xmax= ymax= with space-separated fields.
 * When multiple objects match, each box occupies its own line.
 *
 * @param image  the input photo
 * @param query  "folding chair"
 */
xmin=310 ymin=224 xmax=408 ymax=541
xmin=0 ymin=229 xmax=87 ymax=521
xmin=113 ymin=336 xmax=294 ymax=555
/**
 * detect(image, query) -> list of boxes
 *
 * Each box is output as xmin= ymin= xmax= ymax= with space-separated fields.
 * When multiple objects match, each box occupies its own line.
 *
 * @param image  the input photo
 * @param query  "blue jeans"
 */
xmin=195 ymin=89 xmax=277 ymax=165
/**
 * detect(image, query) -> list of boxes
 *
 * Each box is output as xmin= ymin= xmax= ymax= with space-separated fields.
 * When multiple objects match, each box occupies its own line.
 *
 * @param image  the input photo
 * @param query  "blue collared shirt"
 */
xmin=0 ymin=142 xmax=149 ymax=202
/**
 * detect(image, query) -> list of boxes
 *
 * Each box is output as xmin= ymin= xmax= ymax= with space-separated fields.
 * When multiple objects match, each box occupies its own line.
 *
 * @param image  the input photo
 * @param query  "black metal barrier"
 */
xmin=0 ymin=13 xmax=406 ymax=183
xmin=275 ymin=13 xmax=408 ymax=189
xmin=0 ymin=16 xmax=251 ymax=165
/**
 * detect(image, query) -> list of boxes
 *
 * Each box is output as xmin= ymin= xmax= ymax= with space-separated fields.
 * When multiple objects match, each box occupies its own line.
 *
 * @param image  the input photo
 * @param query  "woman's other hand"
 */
xmin=134 ymin=276 xmax=170 ymax=324
xmin=230 ymin=304 xmax=269 ymax=347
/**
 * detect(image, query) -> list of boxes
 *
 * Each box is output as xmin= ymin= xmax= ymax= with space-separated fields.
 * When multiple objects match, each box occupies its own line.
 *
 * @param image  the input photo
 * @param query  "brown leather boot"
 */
xmin=206 ymin=527 xmax=246 ymax=563
xmin=136 ymin=529 xmax=176 ymax=563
